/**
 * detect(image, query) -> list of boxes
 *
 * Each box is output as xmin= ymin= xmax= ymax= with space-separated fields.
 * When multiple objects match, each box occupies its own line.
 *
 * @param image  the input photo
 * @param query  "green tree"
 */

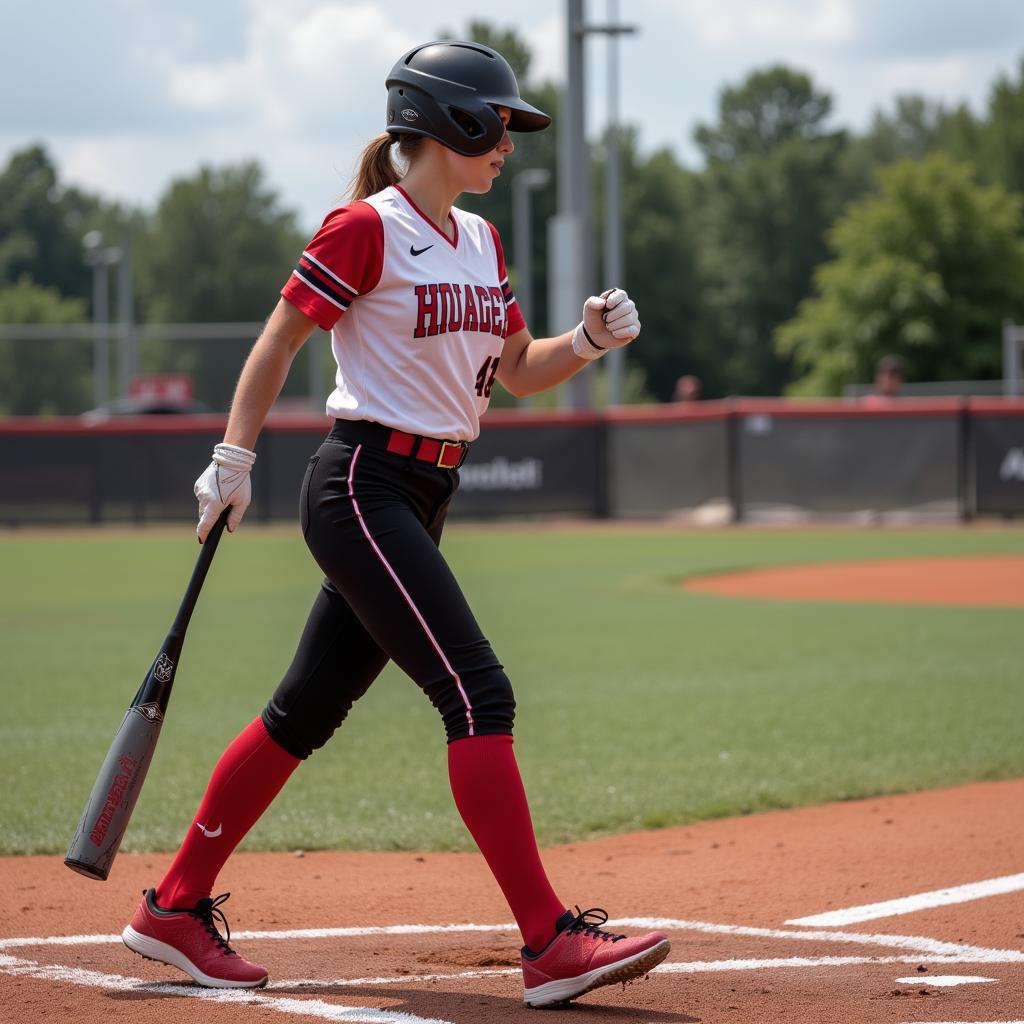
xmin=694 ymin=66 xmax=833 ymax=159
xmin=981 ymin=57 xmax=1024 ymax=196
xmin=136 ymin=162 xmax=305 ymax=407
xmin=598 ymin=139 xmax=703 ymax=401
xmin=840 ymin=58 xmax=1024 ymax=203
xmin=0 ymin=278 xmax=90 ymax=414
xmin=777 ymin=155 xmax=1024 ymax=394
xmin=839 ymin=95 xmax=985 ymax=204
xmin=139 ymin=161 xmax=302 ymax=322
xmin=694 ymin=66 xmax=847 ymax=395
xmin=846 ymin=96 xmax=956 ymax=178
xmin=0 ymin=145 xmax=103 ymax=302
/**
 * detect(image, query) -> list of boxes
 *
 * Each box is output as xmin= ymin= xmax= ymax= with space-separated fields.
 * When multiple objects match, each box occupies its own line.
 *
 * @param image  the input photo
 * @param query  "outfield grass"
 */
xmin=1 ymin=523 xmax=1021 ymax=856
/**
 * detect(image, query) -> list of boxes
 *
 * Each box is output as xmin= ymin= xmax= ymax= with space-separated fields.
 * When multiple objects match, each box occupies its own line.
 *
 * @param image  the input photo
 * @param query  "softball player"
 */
xmin=121 ymin=40 xmax=669 ymax=1008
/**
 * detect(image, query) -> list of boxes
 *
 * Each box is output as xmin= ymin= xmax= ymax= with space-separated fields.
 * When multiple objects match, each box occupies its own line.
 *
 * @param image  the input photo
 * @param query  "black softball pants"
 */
xmin=261 ymin=421 xmax=515 ymax=759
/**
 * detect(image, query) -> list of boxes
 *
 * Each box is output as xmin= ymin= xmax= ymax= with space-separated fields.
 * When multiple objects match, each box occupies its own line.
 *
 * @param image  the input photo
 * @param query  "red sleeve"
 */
xmin=486 ymin=220 xmax=527 ymax=336
xmin=281 ymin=201 xmax=384 ymax=331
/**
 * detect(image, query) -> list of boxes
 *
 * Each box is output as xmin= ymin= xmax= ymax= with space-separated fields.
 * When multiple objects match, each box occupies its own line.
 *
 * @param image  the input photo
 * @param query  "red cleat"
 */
xmin=521 ymin=906 xmax=670 ymax=1007
xmin=122 ymin=888 xmax=268 ymax=989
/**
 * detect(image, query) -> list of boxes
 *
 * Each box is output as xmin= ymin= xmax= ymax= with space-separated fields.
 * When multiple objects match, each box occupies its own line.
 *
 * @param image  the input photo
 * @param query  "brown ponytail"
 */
xmin=349 ymin=133 xmax=424 ymax=200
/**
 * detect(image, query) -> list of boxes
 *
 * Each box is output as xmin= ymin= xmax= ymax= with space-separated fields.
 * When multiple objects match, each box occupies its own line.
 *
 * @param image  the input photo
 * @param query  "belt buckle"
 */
xmin=436 ymin=441 xmax=464 ymax=469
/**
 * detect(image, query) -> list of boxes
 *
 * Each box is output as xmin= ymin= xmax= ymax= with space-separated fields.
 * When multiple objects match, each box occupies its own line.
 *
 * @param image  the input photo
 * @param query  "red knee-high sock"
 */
xmin=448 ymin=734 xmax=566 ymax=951
xmin=156 ymin=717 xmax=299 ymax=908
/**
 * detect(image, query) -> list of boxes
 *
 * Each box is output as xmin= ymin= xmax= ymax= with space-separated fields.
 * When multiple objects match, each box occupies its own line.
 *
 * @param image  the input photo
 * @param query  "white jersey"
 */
xmin=281 ymin=184 xmax=525 ymax=442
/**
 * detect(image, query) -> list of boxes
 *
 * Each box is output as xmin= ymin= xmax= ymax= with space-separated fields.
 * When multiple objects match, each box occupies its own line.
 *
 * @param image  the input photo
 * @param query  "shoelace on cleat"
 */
xmin=187 ymin=892 xmax=237 ymax=955
xmin=566 ymin=906 xmax=625 ymax=943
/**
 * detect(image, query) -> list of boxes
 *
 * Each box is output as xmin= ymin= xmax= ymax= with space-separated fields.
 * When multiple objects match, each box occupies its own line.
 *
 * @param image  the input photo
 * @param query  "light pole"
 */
xmin=512 ymin=168 xmax=551 ymax=333
xmin=555 ymin=0 xmax=591 ymax=410
xmin=590 ymin=0 xmax=636 ymax=405
xmin=82 ymin=230 xmax=122 ymax=409
xmin=82 ymin=232 xmax=123 ymax=407
xmin=556 ymin=0 xmax=635 ymax=409
xmin=513 ymin=168 xmax=552 ymax=409
xmin=116 ymin=235 xmax=136 ymax=399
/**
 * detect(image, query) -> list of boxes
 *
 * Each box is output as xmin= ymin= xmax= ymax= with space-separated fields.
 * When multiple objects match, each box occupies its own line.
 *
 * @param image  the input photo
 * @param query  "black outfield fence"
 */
xmin=2 ymin=399 xmax=1023 ymax=526
xmin=969 ymin=399 xmax=1024 ymax=516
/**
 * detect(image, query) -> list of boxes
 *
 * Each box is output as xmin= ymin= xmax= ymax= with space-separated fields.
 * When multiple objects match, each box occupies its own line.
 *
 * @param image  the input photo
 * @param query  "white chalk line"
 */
xmin=893 ymin=975 xmax=996 ymax=987
xmin=3 ymin=947 xmax=1020 ymax=1015
xmin=3 ymin=914 xmax=1020 ymax=1022
xmin=0 ymin=954 xmax=451 ymax=1024
xmin=4 ymin=948 xmax=1019 ymax=1005
xmin=275 ymin=955 xmax=1017 ymax=991
xmin=3 ymin=916 xmax=1022 ymax=963
xmin=0 ymin=923 xmax=516 ymax=951
xmin=787 ymin=872 xmax=1024 ymax=927
xmin=614 ymin=918 xmax=1024 ymax=962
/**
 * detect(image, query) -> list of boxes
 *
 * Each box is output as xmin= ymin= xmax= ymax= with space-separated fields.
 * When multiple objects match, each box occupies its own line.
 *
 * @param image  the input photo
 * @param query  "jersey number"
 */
xmin=475 ymin=356 xmax=500 ymax=398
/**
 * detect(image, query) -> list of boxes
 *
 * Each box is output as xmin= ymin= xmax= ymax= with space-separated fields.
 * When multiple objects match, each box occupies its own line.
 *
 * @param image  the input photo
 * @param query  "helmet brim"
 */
xmin=497 ymin=97 xmax=551 ymax=134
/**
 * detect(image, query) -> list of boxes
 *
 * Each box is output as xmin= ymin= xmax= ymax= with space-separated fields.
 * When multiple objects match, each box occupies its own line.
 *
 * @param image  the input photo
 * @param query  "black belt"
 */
xmin=329 ymin=420 xmax=470 ymax=469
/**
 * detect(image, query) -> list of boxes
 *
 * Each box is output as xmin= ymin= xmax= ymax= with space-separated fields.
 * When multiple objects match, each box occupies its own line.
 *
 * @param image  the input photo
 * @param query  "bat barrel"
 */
xmin=64 ymin=858 xmax=109 ymax=881
xmin=64 ymin=509 xmax=230 ymax=882
xmin=63 ymin=709 xmax=163 ymax=881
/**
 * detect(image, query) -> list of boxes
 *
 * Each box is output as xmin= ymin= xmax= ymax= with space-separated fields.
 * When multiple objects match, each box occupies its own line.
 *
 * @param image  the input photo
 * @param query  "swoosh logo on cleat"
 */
xmin=410 ymin=244 xmax=434 ymax=256
xmin=196 ymin=822 xmax=223 ymax=838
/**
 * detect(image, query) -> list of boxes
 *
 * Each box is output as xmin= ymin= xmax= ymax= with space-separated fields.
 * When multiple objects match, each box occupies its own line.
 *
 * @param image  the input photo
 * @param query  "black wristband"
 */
xmin=582 ymin=324 xmax=605 ymax=351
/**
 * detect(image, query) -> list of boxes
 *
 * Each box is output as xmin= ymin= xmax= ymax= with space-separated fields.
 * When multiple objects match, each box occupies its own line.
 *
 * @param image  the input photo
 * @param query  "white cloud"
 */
xmin=672 ymin=0 xmax=856 ymax=47
xmin=167 ymin=1 xmax=416 ymax=134
xmin=524 ymin=13 xmax=565 ymax=84
xmin=875 ymin=56 xmax=972 ymax=98
xmin=285 ymin=2 xmax=410 ymax=71
xmin=5 ymin=0 xmax=1024 ymax=231
xmin=55 ymin=134 xmax=226 ymax=212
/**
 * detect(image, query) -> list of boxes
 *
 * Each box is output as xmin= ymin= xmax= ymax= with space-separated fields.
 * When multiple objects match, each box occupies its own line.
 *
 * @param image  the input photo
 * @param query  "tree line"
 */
xmin=2 ymin=22 xmax=1024 ymax=414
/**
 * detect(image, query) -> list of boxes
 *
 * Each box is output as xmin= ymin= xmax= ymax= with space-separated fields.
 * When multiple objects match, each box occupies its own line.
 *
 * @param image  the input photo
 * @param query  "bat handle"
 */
xmin=169 ymin=508 xmax=231 ymax=635
xmin=202 ymin=506 xmax=232 ymax=551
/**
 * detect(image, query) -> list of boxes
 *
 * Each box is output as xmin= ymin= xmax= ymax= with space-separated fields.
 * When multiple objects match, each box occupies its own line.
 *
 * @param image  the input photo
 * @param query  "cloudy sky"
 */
xmin=2 ymin=0 xmax=1022 ymax=231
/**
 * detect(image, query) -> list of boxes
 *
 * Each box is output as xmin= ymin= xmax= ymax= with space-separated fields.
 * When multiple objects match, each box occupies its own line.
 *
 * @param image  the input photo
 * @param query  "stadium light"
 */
xmin=82 ymin=231 xmax=123 ymax=409
xmin=557 ymin=0 xmax=636 ymax=409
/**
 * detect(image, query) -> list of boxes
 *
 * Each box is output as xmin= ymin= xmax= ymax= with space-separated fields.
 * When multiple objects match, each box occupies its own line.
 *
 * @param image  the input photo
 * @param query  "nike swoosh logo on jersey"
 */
xmin=410 ymin=244 xmax=434 ymax=256
xmin=196 ymin=822 xmax=223 ymax=838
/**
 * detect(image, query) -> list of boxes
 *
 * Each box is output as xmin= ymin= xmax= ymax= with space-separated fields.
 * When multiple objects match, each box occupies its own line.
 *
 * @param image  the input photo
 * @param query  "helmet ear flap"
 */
xmin=387 ymin=87 xmax=425 ymax=127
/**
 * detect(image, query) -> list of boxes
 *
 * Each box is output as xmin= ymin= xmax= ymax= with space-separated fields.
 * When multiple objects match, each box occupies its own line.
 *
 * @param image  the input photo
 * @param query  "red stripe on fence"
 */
xmin=3 ymin=397 xmax=1023 ymax=437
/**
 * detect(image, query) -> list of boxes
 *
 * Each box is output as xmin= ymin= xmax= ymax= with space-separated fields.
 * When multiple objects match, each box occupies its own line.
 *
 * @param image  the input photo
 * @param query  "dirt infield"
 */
xmin=685 ymin=555 xmax=1024 ymax=607
xmin=3 ymin=779 xmax=1023 ymax=1024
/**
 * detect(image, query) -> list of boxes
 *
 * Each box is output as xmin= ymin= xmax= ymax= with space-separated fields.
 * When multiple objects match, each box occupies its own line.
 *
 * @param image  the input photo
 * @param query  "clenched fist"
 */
xmin=571 ymin=288 xmax=641 ymax=360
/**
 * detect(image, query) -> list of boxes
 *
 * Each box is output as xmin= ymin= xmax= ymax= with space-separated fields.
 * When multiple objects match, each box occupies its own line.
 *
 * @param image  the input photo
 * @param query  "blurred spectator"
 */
xmin=863 ymin=355 xmax=904 ymax=406
xmin=674 ymin=374 xmax=703 ymax=402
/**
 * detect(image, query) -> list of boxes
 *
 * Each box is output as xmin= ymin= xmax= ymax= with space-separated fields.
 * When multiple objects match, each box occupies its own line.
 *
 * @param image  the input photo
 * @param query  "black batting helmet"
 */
xmin=385 ymin=40 xmax=551 ymax=157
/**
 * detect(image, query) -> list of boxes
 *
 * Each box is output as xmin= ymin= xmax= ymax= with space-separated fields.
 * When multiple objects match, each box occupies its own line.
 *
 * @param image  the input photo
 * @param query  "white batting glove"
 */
xmin=571 ymin=288 xmax=641 ymax=361
xmin=194 ymin=442 xmax=256 ymax=542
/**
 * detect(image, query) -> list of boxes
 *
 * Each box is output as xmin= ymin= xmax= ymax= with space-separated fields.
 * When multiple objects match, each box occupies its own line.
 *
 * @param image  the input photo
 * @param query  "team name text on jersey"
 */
xmin=414 ymin=283 xmax=507 ymax=339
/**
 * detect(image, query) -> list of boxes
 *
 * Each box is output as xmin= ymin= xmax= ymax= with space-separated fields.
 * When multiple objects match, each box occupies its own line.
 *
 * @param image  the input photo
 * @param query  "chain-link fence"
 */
xmin=0 ymin=323 xmax=334 ymax=417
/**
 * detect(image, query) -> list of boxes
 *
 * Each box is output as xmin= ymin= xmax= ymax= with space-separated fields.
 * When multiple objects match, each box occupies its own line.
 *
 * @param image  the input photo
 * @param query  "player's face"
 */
xmin=456 ymin=106 xmax=513 ymax=195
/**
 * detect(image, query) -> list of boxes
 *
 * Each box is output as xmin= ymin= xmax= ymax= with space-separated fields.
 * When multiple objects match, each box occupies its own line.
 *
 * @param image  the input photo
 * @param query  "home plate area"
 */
xmin=3 ymin=781 xmax=1024 ymax=1023
xmin=3 ymin=910 xmax=1024 ymax=1024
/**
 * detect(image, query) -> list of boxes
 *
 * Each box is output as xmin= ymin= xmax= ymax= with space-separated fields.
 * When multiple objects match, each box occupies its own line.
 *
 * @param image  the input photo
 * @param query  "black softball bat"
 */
xmin=64 ymin=509 xmax=231 ymax=881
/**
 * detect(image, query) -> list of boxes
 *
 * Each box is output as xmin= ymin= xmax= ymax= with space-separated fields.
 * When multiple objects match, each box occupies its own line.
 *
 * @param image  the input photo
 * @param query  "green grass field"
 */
xmin=1 ymin=523 xmax=1021 ymax=857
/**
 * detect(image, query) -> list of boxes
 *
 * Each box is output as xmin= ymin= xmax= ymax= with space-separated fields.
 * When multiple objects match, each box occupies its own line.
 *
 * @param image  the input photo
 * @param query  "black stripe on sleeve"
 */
xmin=293 ymin=263 xmax=352 ymax=309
